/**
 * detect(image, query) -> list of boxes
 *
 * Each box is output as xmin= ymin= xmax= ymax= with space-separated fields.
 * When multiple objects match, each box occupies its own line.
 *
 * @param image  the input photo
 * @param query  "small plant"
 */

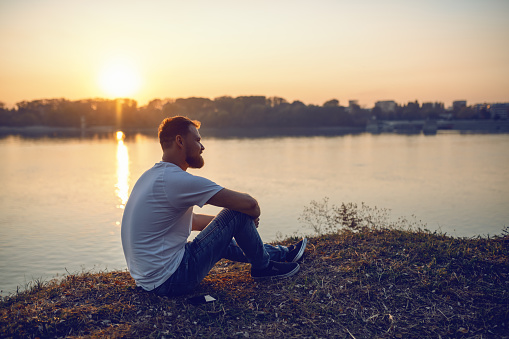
xmin=299 ymin=197 xmax=424 ymax=235
xmin=502 ymin=225 xmax=509 ymax=238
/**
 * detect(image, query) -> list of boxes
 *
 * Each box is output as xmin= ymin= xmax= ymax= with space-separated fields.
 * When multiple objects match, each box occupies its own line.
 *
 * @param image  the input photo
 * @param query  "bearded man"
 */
xmin=121 ymin=116 xmax=307 ymax=296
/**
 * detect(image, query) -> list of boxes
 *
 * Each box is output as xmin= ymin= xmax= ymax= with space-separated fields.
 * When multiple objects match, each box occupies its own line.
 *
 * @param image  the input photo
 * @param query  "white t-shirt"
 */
xmin=121 ymin=161 xmax=223 ymax=291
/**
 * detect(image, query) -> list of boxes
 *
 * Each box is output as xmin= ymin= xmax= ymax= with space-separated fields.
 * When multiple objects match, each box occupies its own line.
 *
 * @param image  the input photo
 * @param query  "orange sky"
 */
xmin=1 ymin=0 xmax=508 ymax=109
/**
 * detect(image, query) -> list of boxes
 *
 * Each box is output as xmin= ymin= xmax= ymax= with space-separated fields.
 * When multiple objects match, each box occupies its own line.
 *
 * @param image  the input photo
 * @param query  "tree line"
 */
xmin=0 ymin=96 xmax=493 ymax=129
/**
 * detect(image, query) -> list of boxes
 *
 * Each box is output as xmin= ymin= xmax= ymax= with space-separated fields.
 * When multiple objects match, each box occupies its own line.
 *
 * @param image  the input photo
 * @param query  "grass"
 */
xmin=1 ymin=201 xmax=508 ymax=338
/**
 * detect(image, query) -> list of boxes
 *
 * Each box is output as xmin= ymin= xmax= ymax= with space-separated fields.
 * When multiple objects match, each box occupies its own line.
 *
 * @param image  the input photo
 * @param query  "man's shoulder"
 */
xmin=155 ymin=162 xmax=213 ymax=184
xmin=151 ymin=162 xmax=186 ymax=176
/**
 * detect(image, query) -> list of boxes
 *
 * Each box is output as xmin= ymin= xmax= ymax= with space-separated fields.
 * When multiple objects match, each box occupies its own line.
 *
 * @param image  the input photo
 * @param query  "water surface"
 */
xmin=1 ymin=132 xmax=508 ymax=295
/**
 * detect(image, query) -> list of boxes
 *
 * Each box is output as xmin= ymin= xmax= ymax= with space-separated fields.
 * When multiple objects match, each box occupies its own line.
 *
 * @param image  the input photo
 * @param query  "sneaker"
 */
xmin=251 ymin=261 xmax=300 ymax=280
xmin=286 ymin=237 xmax=308 ymax=262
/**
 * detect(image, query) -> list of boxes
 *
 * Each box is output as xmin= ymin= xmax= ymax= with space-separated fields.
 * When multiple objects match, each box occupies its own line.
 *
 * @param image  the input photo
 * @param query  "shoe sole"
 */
xmin=252 ymin=263 xmax=300 ymax=280
xmin=291 ymin=238 xmax=308 ymax=262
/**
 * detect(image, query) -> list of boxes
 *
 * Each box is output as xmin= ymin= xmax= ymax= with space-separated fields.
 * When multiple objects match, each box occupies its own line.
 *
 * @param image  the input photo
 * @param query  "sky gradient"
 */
xmin=1 ymin=0 xmax=508 ymax=108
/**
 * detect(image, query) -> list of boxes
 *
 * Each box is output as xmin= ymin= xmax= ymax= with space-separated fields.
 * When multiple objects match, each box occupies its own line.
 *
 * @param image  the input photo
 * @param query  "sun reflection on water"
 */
xmin=115 ymin=131 xmax=129 ymax=209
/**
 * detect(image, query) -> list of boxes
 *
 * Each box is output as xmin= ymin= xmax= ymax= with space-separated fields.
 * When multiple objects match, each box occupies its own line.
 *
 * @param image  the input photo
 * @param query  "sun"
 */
xmin=98 ymin=57 xmax=141 ymax=98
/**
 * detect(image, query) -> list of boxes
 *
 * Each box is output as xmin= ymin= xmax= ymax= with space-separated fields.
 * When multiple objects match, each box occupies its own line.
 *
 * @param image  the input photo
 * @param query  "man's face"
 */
xmin=184 ymin=125 xmax=205 ymax=169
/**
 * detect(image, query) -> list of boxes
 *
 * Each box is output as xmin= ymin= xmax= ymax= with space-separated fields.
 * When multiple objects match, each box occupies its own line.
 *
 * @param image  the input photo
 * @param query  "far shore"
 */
xmin=1 ymin=119 xmax=509 ymax=139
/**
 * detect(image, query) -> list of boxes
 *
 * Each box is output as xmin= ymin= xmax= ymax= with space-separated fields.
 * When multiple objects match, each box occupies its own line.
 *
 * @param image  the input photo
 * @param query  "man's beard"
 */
xmin=186 ymin=154 xmax=204 ymax=169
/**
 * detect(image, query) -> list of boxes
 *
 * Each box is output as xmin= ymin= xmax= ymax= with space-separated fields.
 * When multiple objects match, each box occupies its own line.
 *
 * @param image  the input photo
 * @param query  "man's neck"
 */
xmin=162 ymin=153 xmax=188 ymax=171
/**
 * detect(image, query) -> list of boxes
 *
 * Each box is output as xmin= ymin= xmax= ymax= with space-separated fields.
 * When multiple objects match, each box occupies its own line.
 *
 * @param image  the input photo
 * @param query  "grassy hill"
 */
xmin=2 ymin=226 xmax=508 ymax=338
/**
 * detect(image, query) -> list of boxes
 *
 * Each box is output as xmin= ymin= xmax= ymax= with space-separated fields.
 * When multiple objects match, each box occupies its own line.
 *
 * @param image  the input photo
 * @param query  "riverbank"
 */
xmin=1 ymin=227 xmax=508 ymax=338
xmin=0 ymin=125 xmax=365 ymax=139
xmin=1 ymin=119 xmax=509 ymax=139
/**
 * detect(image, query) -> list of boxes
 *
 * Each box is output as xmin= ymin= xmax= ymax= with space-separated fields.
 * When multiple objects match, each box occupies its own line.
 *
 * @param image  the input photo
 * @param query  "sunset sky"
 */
xmin=1 ymin=0 xmax=508 ymax=109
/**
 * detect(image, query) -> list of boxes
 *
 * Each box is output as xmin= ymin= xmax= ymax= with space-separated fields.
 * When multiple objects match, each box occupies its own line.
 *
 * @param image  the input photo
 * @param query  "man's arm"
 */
xmin=192 ymin=213 xmax=215 ymax=231
xmin=206 ymin=188 xmax=261 ymax=219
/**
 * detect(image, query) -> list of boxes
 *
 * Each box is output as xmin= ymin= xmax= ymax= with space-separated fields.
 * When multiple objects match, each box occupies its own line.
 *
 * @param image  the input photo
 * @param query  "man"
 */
xmin=121 ymin=116 xmax=307 ymax=296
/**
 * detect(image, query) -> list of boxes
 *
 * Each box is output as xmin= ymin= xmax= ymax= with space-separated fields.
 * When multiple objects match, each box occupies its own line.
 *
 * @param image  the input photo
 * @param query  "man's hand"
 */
xmin=253 ymin=217 xmax=260 ymax=228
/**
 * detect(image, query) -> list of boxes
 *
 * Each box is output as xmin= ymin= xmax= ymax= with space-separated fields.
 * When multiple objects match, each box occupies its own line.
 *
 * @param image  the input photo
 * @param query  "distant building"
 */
xmin=472 ymin=103 xmax=488 ymax=111
xmin=453 ymin=100 xmax=467 ymax=111
xmin=472 ymin=103 xmax=491 ymax=119
xmin=422 ymin=102 xmax=444 ymax=111
xmin=375 ymin=100 xmax=397 ymax=113
xmin=490 ymin=103 xmax=509 ymax=120
xmin=422 ymin=102 xmax=433 ymax=110
xmin=345 ymin=100 xmax=359 ymax=114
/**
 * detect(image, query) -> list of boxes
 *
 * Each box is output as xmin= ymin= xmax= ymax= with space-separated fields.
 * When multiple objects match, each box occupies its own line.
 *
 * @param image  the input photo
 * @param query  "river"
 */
xmin=1 ymin=131 xmax=508 ymax=295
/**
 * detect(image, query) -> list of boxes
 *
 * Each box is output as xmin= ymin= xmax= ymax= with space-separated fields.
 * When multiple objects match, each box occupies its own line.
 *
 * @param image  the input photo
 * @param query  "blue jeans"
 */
xmin=153 ymin=208 xmax=290 ymax=296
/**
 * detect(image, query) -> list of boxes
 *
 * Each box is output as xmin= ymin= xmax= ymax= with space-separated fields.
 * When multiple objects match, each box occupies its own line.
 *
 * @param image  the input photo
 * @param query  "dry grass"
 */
xmin=1 ymin=226 xmax=508 ymax=338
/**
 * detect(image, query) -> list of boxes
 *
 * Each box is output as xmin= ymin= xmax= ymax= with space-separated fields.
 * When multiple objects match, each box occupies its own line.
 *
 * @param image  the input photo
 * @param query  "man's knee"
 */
xmin=219 ymin=208 xmax=246 ymax=219
xmin=217 ymin=208 xmax=253 ymax=227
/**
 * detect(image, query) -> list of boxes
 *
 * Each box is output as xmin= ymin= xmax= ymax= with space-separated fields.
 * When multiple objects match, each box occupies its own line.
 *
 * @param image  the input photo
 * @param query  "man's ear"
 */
xmin=176 ymin=135 xmax=184 ymax=147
